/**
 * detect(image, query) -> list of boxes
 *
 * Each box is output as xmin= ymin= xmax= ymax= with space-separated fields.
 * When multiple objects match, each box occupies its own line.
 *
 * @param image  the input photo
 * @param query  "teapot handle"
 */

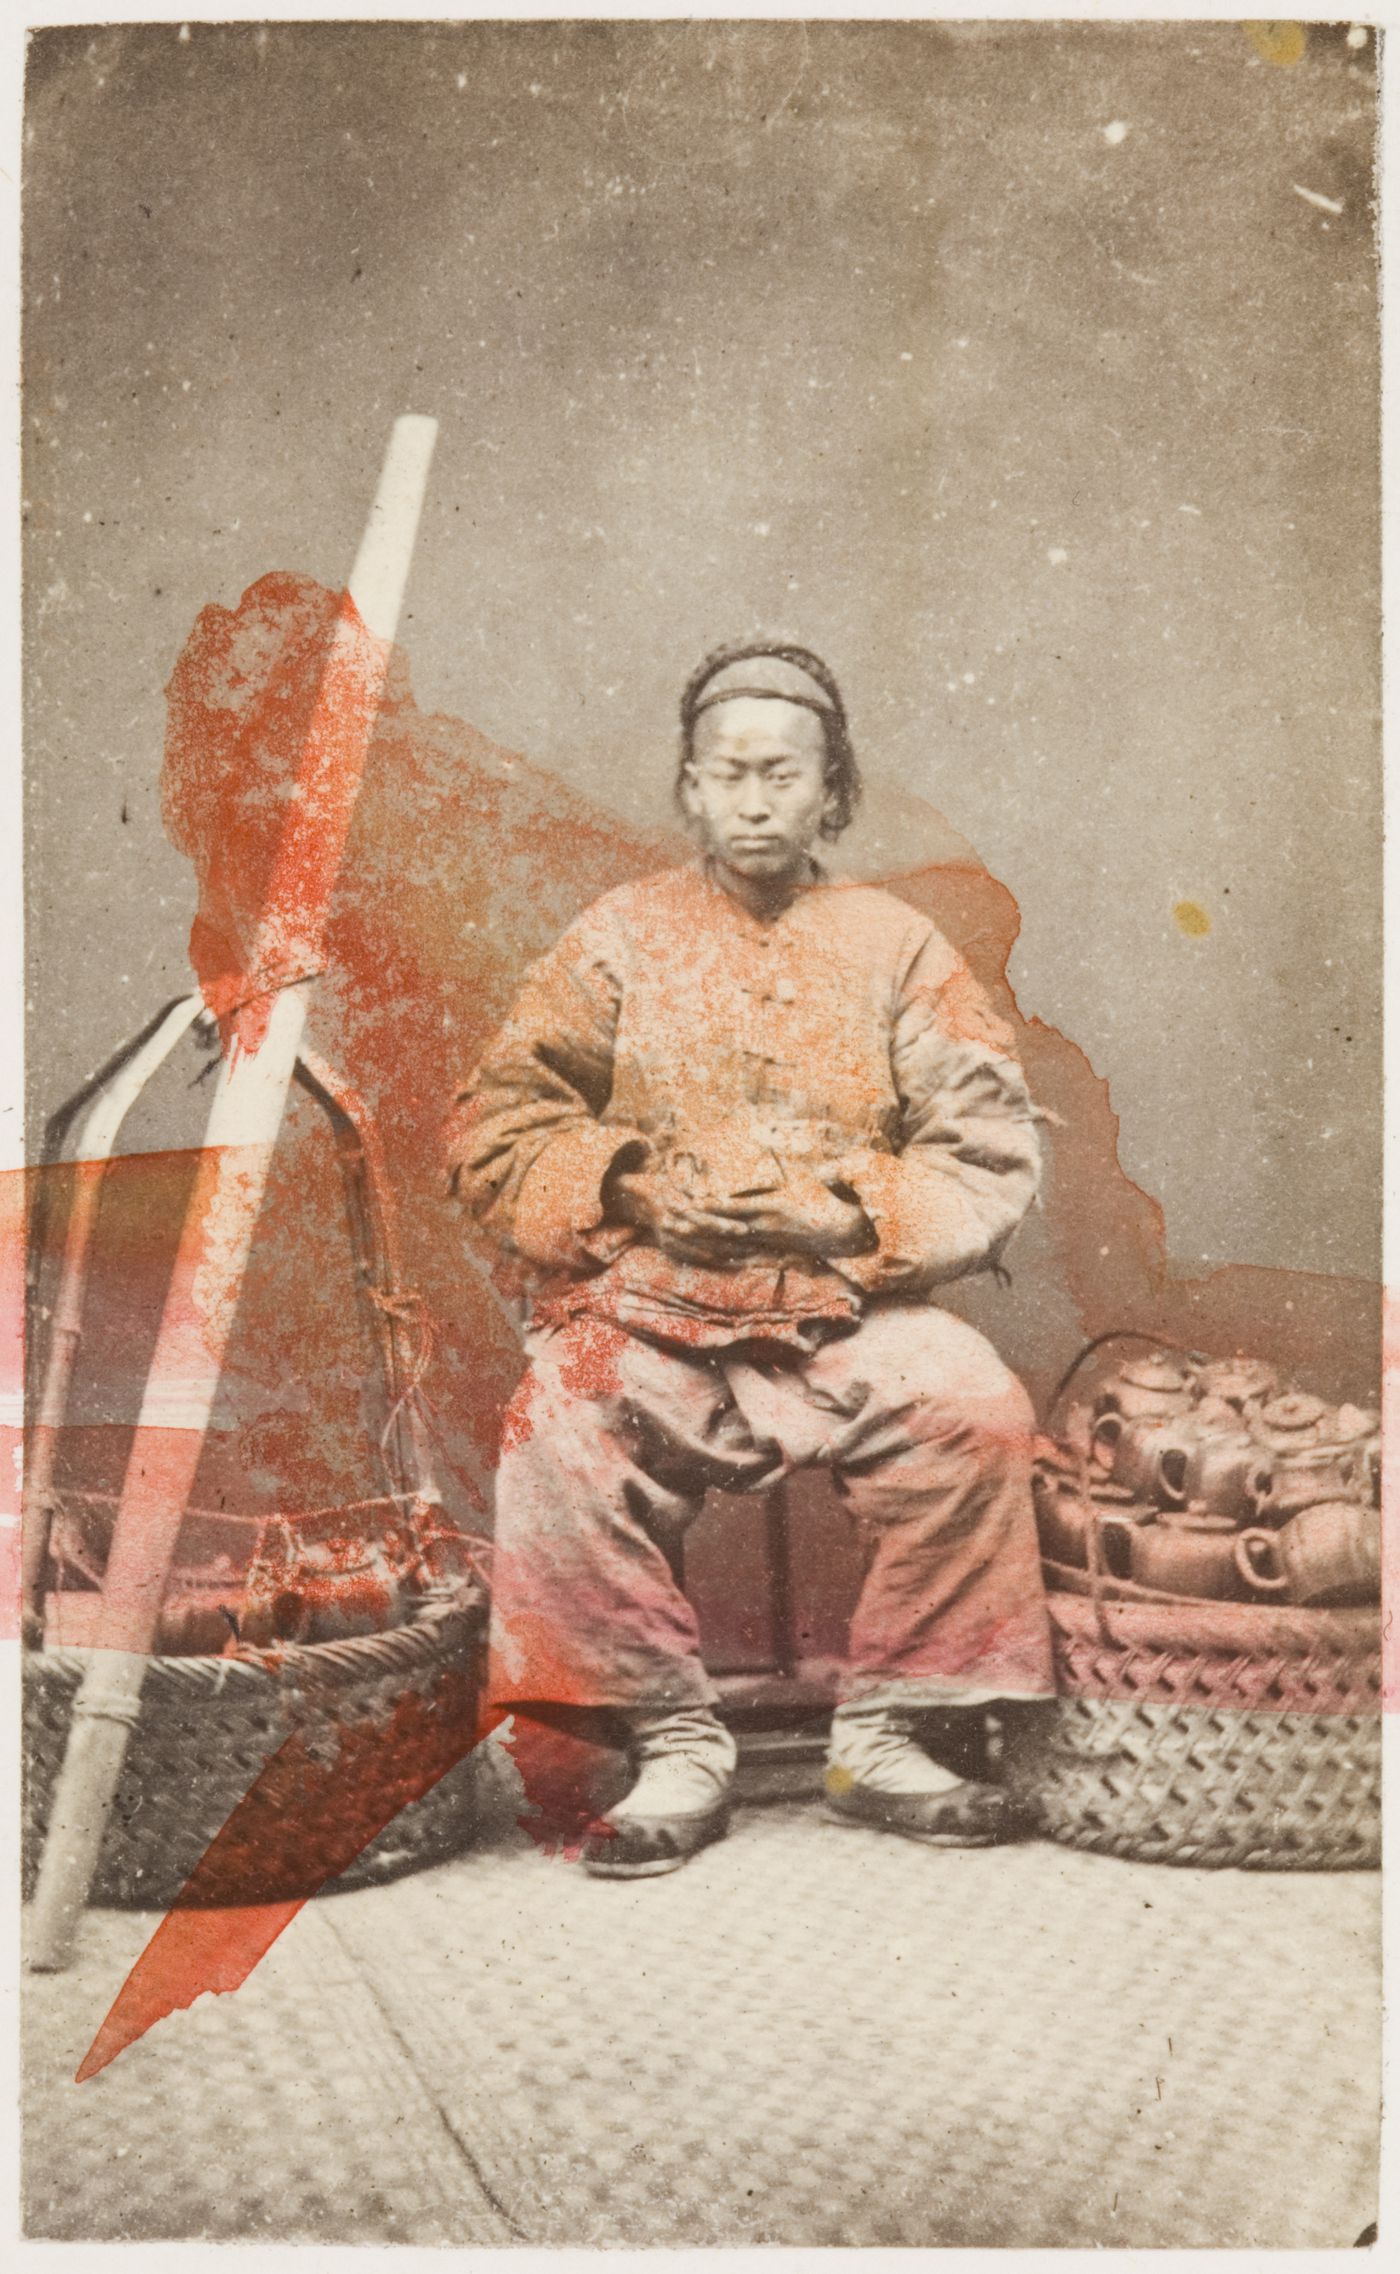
xmin=1155 ymin=1445 xmax=1189 ymax=1508
xmin=1089 ymin=1411 xmax=1123 ymax=1473
xmin=1236 ymin=1527 xmax=1288 ymax=1594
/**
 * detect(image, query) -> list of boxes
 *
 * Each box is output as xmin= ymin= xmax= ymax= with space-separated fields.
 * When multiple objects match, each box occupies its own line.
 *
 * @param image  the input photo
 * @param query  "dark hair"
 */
xmin=676 ymin=639 xmax=863 ymax=840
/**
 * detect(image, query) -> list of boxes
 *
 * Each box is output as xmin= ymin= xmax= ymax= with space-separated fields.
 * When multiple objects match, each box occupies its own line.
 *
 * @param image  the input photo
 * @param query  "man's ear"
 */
xmin=678 ymin=764 xmax=703 ymax=821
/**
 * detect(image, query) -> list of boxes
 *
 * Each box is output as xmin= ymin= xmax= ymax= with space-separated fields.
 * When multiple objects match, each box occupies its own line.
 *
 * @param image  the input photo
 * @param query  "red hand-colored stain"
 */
xmin=165 ymin=580 xmax=390 ymax=1059
xmin=17 ymin=570 xmax=1375 ymax=2071
xmin=77 ymin=1669 xmax=500 ymax=2081
xmin=75 ymin=1662 xmax=617 ymax=2079
xmin=1380 ymin=1288 xmax=1399 ymax=1711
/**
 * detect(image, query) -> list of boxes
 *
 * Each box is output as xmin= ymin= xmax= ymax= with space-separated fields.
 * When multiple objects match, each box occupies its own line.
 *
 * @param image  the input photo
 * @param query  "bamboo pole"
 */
xmin=20 ymin=995 xmax=205 ymax=1644
xmin=26 ymin=415 xmax=438 ymax=1970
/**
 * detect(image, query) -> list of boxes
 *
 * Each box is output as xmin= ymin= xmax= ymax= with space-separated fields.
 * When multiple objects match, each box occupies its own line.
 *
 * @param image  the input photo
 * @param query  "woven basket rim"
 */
xmin=26 ymin=1584 xmax=487 ymax=1693
xmin=45 ymin=1484 xmax=444 ymax=1524
xmin=1045 ymin=1581 xmax=1380 ymax=1661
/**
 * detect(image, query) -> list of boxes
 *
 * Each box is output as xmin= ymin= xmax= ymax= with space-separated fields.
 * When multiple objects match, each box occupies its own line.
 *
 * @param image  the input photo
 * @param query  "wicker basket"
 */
xmin=1002 ymin=1581 xmax=1382 ymax=1870
xmin=22 ymin=1584 xmax=489 ymax=1909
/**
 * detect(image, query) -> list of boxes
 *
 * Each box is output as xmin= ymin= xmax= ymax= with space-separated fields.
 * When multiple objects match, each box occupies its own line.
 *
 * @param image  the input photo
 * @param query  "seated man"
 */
xmin=445 ymin=640 xmax=1053 ymax=1878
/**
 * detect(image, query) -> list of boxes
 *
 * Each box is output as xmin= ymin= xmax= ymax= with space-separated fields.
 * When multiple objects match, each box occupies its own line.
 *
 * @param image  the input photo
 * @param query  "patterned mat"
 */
xmin=24 ymin=1792 xmax=1379 ymax=2247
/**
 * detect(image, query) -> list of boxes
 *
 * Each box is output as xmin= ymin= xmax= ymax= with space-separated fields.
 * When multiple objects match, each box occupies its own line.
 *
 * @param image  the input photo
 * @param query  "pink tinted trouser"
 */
xmin=487 ymin=1302 xmax=1055 ymax=1714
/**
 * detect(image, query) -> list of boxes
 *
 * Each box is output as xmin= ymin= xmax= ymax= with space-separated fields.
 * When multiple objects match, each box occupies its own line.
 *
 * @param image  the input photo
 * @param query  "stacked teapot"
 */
xmin=1036 ymin=1350 xmax=1381 ymax=1607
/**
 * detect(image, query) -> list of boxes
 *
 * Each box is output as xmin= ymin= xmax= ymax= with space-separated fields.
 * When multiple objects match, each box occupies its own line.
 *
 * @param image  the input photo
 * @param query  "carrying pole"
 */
xmin=26 ymin=416 xmax=438 ymax=1971
xmin=20 ymin=995 xmax=205 ymax=1643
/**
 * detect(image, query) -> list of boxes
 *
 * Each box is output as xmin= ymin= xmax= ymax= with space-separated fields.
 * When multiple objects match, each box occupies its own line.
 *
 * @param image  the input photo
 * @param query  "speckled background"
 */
xmin=23 ymin=18 xmax=1379 ymax=1283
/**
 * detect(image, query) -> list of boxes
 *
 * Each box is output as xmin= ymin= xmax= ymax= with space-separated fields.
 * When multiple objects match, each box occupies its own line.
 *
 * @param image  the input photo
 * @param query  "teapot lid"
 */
xmin=1258 ymin=1392 xmax=1329 ymax=1436
xmin=1120 ymin=1352 xmax=1194 ymax=1390
xmin=1326 ymin=1402 xmax=1380 ymax=1442
xmin=1195 ymin=1395 xmax=1254 ymax=1435
xmin=1199 ymin=1356 xmax=1276 ymax=1390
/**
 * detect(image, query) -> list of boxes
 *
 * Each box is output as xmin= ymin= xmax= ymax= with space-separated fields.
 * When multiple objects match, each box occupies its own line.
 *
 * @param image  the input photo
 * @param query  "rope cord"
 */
xmin=1043 ymin=1328 xmax=1202 ymax=1433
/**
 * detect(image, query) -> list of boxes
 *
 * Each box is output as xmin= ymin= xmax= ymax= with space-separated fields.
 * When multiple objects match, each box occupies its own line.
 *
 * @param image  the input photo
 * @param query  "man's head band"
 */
xmin=688 ymin=683 xmax=838 ymax=721
xmin=682 ymin=648 xmax=846 ymax=726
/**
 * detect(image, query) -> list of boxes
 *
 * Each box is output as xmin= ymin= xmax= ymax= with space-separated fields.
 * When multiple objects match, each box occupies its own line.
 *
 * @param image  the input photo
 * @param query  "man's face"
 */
xmin=682 ymin=698 xmax=830 ymax=878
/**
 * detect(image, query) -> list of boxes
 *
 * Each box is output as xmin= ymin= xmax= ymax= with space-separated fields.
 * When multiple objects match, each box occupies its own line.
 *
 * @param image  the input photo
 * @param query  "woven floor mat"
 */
xmin=21 ymin=1901 xmax=517 ymax=2244
xmin=23 ymin=1799 xmax=1379 ymax=2247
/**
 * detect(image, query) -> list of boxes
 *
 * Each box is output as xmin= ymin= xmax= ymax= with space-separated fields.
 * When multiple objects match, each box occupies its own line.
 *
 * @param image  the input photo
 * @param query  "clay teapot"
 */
xmin=1324 ymin=1401 xmax=1380 ymax=1448
xmin=1033 ymin=1465 xmax=1151 ymax=1578
xmin=242 ymin=1506 xmax=417 ymax=1645
xmin=1250 ymin=1392 xmax=1331 ymax=1456
xmin=1235 ymin=1500 xmax=1381 ymax=1608
xmin=1094 ymin=1351 xmax=1197 ymax=1427
xmin=1130 ymin=1505 xmax=1248 ymax=1602
xmin=1323 ymin=1404 xmax=1382 ymax=1505
xmin=1033 ymin=1463 xmax=1090 ymax=1569
xmin=1194 ymin=1357 xmax=1279 ymax=1417
xmin=158 ymin=1579 xmax=246 ymax=1656
xmin=1059 ymin=1400 xmax=1098 ymax=1463
xmin=1253 ymin=1438 xmax=1368 ymax=1525
xmin=1154 ymin=1423 xmax=1272 ymax=1526
xmin=1086 ymin=1409 xmax=1200 ymax=1500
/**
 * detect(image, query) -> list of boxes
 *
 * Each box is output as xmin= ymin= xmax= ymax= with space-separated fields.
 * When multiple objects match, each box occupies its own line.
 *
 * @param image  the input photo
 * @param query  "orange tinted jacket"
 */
xmin=446 ymin=861 xmax=1041 ymax=1347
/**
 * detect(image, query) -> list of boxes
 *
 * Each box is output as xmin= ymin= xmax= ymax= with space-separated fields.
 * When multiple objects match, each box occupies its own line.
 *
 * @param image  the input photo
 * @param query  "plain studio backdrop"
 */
xmin=22 ymin=18 xmax=1378 ymax=1289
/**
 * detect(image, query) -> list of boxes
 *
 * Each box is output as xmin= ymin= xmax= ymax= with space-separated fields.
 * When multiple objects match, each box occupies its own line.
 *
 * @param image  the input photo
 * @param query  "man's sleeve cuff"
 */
xmin=826 ymin=1150 xmax=924 ymax=1294
xmin=511 ymin=1124 xmax=650 ymax=1270
xmin=827 ymin=1148 xmax=987 ymax=1296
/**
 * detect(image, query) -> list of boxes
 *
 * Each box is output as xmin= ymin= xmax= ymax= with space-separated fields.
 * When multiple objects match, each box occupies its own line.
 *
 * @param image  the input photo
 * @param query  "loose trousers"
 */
xmin=487 ymin=1301 xmax=1055 ymax=1714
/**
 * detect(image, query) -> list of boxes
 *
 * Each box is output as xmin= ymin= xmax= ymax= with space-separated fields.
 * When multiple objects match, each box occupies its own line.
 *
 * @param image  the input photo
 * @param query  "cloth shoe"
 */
xmin=582 ymin=1706 xmax=737 ymax=1878
xmin=823 ymin=1698 xmax=1018 ymax=1847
